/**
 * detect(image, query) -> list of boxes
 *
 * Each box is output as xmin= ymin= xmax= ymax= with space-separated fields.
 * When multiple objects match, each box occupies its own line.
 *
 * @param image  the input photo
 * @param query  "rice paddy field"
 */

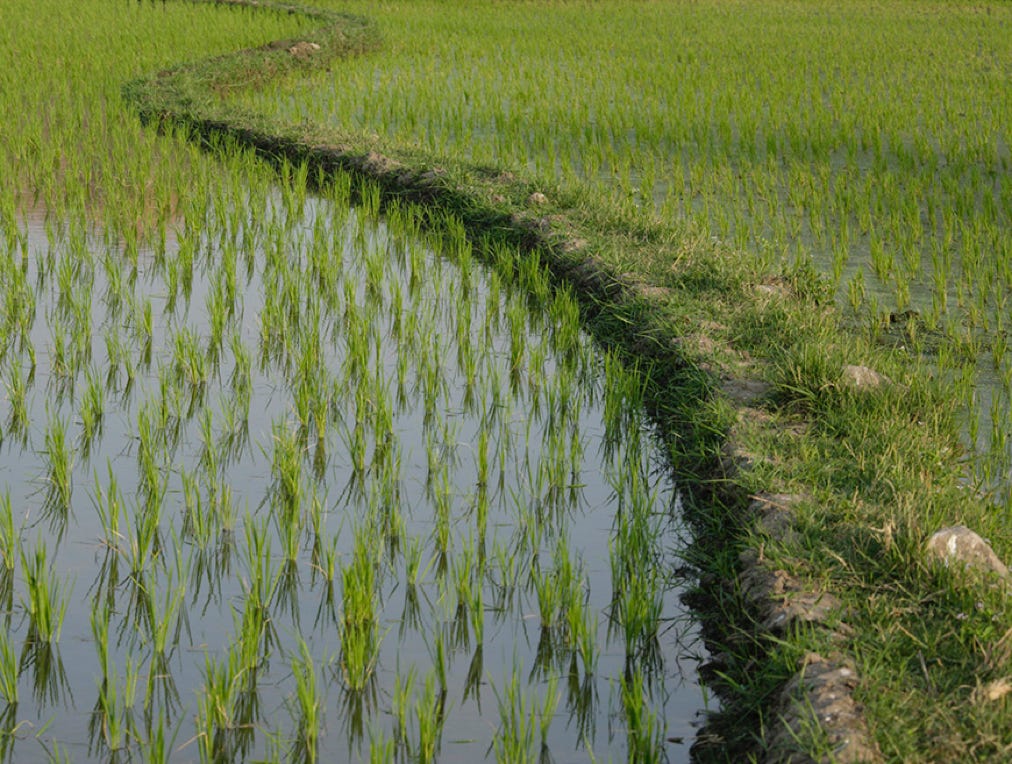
xmin=1 ymin=176 xmax=705 ymax=761
xmin=2 ymin=1 xmax=705 ymax=761
xmin=2 ymin=0 xmax=1012 ymax=762
xmin=237 ymin=0 xmax=1012 ymax=495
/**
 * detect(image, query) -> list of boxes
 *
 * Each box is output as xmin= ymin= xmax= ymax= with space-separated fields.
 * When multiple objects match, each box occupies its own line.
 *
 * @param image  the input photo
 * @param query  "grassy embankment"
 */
xmin=75 ymin=0 xmax=1012 ymax=760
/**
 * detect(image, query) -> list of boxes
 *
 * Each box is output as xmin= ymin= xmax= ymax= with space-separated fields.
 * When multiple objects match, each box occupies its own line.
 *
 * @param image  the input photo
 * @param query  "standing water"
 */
xmin=0 ymin=167 xmax=707 ymax=761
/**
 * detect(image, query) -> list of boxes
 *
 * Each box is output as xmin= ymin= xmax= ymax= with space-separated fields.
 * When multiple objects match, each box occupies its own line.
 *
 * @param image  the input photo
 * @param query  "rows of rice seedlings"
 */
xmin=0 ymin=140 xmax=703 ymax=760
xmin=236 ymin=0 xmax=1012 ymax=501
xmin=0 ymin=5 xmax=307 ymax=758
xmin=0 ymin=0 xmax=313 ymax=233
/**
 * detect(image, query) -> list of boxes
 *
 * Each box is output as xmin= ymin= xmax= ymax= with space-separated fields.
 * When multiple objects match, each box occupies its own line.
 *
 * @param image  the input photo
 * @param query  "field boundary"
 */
xmin=124 ymin=2 xmax=1006 ymax=761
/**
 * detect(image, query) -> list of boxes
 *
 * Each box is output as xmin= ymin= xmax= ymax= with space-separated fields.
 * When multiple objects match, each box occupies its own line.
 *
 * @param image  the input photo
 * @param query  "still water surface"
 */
xmin=0 ymin=187 xmax=707 ymax=761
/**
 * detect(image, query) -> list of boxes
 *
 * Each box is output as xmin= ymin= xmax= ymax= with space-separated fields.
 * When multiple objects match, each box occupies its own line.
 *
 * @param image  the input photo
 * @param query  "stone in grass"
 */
xmin=766 ymin=652 xmax=883 ymax=764
xmin=840 ymin=364 xmax=891 ymax=390
xmin=287 ymin=41 xmax=321 ymax=59
xmin=924 ymin=525 xmax=1009 ymax=578
xmin=972 ymin=677 xmax=1012 ymax=704
xmin=737 ymin=562 xmax=842 ymax=634
xmin=362 ymin=151 xmax=401 ymax=175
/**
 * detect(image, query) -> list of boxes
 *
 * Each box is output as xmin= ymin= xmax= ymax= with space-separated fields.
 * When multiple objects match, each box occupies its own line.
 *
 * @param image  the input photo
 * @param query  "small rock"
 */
xmin=755 ymin=283 xmax=789 ymax=299
xmin=527 ymin=192 xmax=548 ymax=205
xmin=287 ymin=41 xmax=321 ymax=59
xmin=750 ymin=493 xmax=801 ymax=544
xmin=841 ymin=364 xmax=890 ymax=389
xmin=767 ymin=653 xmax=883 ymax=764
xmin=972 ymin=678 xmax=1012 ymax=703
xmin=925 ymin=525 xmax=1009 ymax=578
xmin=363 ymin=151 xmax=400 ymax=174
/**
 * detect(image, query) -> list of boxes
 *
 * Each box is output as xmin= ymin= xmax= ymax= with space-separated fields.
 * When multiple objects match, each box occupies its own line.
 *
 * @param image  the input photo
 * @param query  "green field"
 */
xmin=239 ymin=0 xmax=1012 ymax=490
xmin=1 ymin=1 xmax=702 ymax=761
xmin=2 ymin=0 xmax=1012 ymax=761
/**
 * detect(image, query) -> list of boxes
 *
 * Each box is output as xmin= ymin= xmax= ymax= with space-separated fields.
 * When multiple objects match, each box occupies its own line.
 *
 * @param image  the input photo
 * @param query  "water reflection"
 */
xmin=0 ymin=191 xmax=708 ymax=760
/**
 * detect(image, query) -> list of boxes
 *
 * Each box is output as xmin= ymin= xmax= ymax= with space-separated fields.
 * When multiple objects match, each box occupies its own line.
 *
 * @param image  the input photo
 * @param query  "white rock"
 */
xmin=925 ymin=525 xmax=1009 ymax=578
xmin=841 ymin=364 xmax=890 ymax=389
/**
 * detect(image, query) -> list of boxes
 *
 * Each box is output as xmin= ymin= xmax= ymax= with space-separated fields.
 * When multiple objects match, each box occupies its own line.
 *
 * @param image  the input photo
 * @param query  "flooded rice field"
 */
xmin=0 ymin=169 xmax=706 ymax=761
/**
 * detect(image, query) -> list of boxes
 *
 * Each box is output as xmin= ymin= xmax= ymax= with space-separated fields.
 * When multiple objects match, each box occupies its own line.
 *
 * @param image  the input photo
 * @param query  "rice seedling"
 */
xmin=311 ymin=556 xmax=339 ymax=632
xmin=412 ymin=672 xmax=446 ymax=764
xmin=368 ymin=726 xmax=395 ymax=764
xmin=195 ymin=647 xmax=251 ymax=764
xmin=390 ymin=663 xmax=415 ymax=751
xmin=466 ymin=567 xmax=485 ymax=649
xmin=149 ymin=573 xmax=187 ymax=660
xmin=0 ymin=493 xmax=16 ymax=576
xmin=42 ymin=409 xmax=73 ymax=521
xmin=209 ymin=475 xmax=239 ymax=538
xmin=492 ymin=664 xmax=536 ymax=764
xmin=173 ymin=327 xmax=209 ymax=390
xmin=270 ymin=420 xmax=305 ymax=523
xmin=197 ymin=407 xmax=219 ymax=478
xmin=47 ymin=322 xmax=70 ymax=382
xmin=429 ymin=626 xmax=447 ymax=698
xmin=136 ymin=714 xmax=181 ymax=764
xmin=450 ymin=541 xmax=480 ymax=649
xmin=339 ymin=530 xmax=382 ymax=692
xmin=91 ymin=656 xmax=140 ymax=753
xmin=531 ymin=555 xmax=565 ymax=634
xmin=608 ymin=480 xmax=665 ymax=664
xmin=181 ymin=469 xmax=213 ymax=549
xmin=0 ymin=631 xmax=18 ymax=706
xmin=489 ymin=537 xmax=521 ymax=615
xmin=217 ymin=393 xmax=251 ymax=466
xmin=136 ymin=400 xmax=167 ymax=507
xmin=569 ymin=595 xmax=598 ymax=678
xmin=621 ymin=668 xmax=665 ymax=763
xmin=239 ymin=514 xmax=280 ymax=665
xmin=536 ymin=673 xmax=559 ymax=760
xmin=4 ymin=362 xmax=29 ymax=441
xmin=289 ymin=639 xmax=323 ymax=764
xmin=77 ymin=365 xmax=105 ymax=454
xmin=615 ymin=565 xmax=664 ymax=668
xmin=229 ymin=330 xmax=253 ymax=401
xmin=124 ymin=498 xmax=163 ymax=581
xmin=397 ymin=536 xmax=427 ymax=638
xmin=20 ymin=541 xmax=72 ymax=644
